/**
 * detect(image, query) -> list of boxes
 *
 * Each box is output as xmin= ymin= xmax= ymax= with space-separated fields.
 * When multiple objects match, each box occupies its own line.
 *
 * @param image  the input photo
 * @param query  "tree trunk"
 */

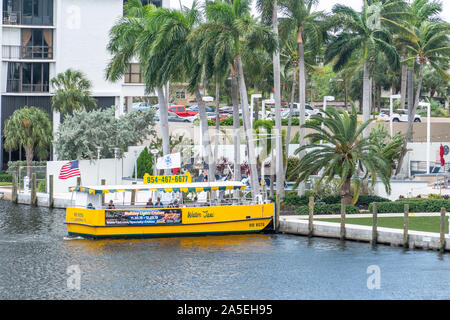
xmin=400 ymin=56 xmax=407 ymax=109
xmin=344 ymin=79 xmax=349 ymax=110
xmin=25 ymin=145 xmax=33 ymax=178
xmin=214 ymin=76 xmax=220 ymax=178
xmin=284 ymin=66 xmax=297 ymax=177
xmin=341 ymin=176 xmax=352 ymax=205
xmin=377 ymin=85 xmax=381 ymax=113
xmin=272 ymin=0 xmax=284 ymax=198
xmin=195 ymin=88 xmax=215 ymax=182
xmin=413 ymin=63 xmax=424 ymax=110
xmin=236 ymin=54 xmax=260 ymax=200
xmin=297 ymin=26 xmax=306 ymax=196
xmin=362 ymin=60 xmax=371 ymax=137
xmin=157 ymin=86 xmax=170 ymax=175
xmin=395 ymin=65 xmax=415 ymax=176
xmin=231 ymin=66 xmax=241 ymax=193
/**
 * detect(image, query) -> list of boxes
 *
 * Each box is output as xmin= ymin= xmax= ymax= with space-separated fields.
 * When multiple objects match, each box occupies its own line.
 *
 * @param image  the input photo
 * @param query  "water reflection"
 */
xmin=0 ymin=200 xmax=449 ymax=300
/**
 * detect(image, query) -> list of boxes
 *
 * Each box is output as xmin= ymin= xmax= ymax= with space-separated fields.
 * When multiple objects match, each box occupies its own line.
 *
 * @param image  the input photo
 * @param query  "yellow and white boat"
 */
xmin=65 ymin=180 xmax=274 ymax=239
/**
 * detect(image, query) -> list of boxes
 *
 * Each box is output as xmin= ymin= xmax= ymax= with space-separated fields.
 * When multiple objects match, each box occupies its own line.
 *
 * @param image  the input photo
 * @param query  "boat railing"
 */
xmin=75 ymin=199 xmax=270 ymax=210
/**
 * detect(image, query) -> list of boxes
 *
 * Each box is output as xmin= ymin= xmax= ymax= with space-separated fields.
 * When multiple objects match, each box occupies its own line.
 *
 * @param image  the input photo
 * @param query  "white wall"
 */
xmin=373 ymin=180 xmax=431 ymax=201
xmin=54 ymin=0 xmax=123 ymax=96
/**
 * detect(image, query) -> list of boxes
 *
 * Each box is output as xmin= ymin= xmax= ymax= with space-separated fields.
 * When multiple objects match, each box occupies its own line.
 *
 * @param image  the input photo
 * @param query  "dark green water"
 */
xmin=0 ymin=200 xmax=449 ymax=299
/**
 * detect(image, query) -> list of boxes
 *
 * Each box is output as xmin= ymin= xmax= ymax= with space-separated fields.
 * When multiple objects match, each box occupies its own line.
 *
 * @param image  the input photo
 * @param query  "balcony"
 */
xmin=6 ymin=80 xmax=49 ymax=93
xmin=2 ymin=45 xmax=53 ymax=60
xmin=3 ymin=11 xmax=53 ymax=26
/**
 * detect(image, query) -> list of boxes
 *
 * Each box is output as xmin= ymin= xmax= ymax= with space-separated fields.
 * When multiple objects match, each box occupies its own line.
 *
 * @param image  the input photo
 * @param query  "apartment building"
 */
xmin=0 ymin=0 xmax=168 ymax=166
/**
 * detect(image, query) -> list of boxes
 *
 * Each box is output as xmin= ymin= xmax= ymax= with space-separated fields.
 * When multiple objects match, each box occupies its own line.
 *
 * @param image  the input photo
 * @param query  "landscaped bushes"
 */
xmin=369 ymin=199 xmax=450 ymax=213
xmin=0 ymin=171 xmax=12 ymax=182
xmin=296 ymin=204 xmax=360 ymax=215
xmin=314 ymin=194 xmax=390 ymax=206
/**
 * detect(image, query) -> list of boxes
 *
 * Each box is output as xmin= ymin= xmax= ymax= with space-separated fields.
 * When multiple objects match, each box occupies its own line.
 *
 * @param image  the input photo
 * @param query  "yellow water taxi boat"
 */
xmin=65 ymin=181 xmax=274 ymax=239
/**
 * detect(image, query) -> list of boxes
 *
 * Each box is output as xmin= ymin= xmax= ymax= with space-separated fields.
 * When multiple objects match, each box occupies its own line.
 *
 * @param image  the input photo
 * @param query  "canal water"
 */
xmin=0 ymin=200 xmax=449 ymax=300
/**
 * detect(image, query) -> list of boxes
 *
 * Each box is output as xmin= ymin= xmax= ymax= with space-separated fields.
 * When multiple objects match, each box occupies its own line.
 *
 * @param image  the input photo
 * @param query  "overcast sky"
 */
xmin=169 ymin=0 xmax=450 ymax=23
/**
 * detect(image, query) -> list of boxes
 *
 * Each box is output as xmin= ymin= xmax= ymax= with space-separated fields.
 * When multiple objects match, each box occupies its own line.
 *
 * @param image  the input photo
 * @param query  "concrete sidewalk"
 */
xmin=287 ymin=212 xmax=449 ymax=219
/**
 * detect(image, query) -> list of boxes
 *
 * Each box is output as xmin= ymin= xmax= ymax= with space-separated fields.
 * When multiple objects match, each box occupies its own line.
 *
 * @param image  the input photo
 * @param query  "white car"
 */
xmin=376 ymin=109 xmax=390 ymax=121
xmin=389 ymin=109 xmax=421 ymax=122
xmin=280 ymin=107 xmax=324 ymax=119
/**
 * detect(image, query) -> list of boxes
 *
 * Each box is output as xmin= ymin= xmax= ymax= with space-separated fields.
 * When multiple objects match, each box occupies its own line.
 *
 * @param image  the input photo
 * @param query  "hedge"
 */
xmin=369 ymin=199 xmax=450 ymax=213
xmin=320 ymin=195 xmax=391 ymax=206
xmin=0 ymin=172 xmax=12 ymax=182
xmin=296 ymin=204 xmax=360 ymax=215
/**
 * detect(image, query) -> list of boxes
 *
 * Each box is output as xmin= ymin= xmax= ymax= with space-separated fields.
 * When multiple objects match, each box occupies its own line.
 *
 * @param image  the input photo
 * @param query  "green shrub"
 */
xmin=296 ymin=204 xmax=360 ymax=215
xmin=0 ymin=171 xmax=12 ymax=183
xmin=37 ymin=180 xmax=46 ymax=193
xmin=369 ymin=199 xmax=450 ymax=213
xmin=319 ymin=194 xmax=391 ymax=206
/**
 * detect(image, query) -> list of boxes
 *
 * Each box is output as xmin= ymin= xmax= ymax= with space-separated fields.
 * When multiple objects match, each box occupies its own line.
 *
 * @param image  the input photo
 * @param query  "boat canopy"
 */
xmin=69 ymin=181 xmax=247 ymax=195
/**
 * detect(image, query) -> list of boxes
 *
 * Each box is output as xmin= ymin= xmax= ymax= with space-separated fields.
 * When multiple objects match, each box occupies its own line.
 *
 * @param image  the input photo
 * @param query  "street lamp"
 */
xmin=96 ymin=146 xmax=102 ymax=185
xmin=389 ymin=94 xmax=401 ymax=137
xmin=418 ymin=101 xmax=431 ymax=174
xmin=150 ymin=148 xmax=159 ymax=176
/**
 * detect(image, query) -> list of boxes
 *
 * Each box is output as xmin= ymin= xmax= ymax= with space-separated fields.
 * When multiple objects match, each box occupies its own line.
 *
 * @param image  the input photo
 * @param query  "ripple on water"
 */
xmin=0 ymin=200 xmax=449 ymax=299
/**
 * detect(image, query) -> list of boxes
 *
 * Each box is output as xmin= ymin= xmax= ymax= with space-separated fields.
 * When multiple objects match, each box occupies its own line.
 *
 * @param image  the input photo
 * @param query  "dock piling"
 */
xmin=440 ymin=208 xmax=446 ymax=253
xmin=101 ymin=179 xmax=106 ymax=206
xmin=340 ymin=198 xmax=346 ymax=241
xmin=131 ymin=181 xmax=137 ymax=205
xmin=275 ymin=194 xmax=280 ymax=232
xmin=403 ymin=204 xmax=409 ymax=248
xmin=49 ymin=175 xmax=54 ymax=208
xmin=371 ymin=202 xmax=378 ymax=246
xmin=31 ymin=173 xmax=37 ymax=206
xmin=12 ymin=172 xmax=18 ymax=204
xmin=308 ymin=196 xmax=314 ymax=237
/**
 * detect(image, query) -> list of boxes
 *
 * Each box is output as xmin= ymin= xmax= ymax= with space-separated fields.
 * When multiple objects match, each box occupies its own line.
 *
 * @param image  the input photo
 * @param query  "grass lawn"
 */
xmin=0 ymin=182 xmax=12 ymax=186
xmin=321 ymin=216 xmax=449 ymax=234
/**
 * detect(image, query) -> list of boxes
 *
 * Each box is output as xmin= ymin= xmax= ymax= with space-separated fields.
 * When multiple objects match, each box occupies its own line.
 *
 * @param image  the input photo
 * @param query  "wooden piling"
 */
xmin=371 ymin=202 xmax=378 ymax=245
xmin=308 ymin=196 xmax=314 ymax=237
xmin=131 ymin=181 xmax=137 ymax=205
xmin=12 ymin=172 xmax=18 ymax=204
xmin=101 ymin=179 xmax=106 ymax=206
xmin=275 ymin=194 xmax=280 ymax=232
xmin=340 ymin=198 xmax=345 ymax=240
xmin=31 ymin=173 xmax=37 ymax=206
xmin=403 ymin=204 xmax=409 ymax=248
xmin=49 ymin=175 xmax=54 ymax=208
xmin=440 ymin=207 xmax=446 ymax=253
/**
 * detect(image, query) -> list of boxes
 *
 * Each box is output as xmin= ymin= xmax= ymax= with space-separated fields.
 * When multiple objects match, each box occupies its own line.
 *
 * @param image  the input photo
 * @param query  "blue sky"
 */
xmin=170 ymin=0 xmax=450 ymax=23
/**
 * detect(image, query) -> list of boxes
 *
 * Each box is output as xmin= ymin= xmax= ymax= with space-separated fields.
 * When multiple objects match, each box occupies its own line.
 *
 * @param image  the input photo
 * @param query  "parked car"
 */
xmin=280 ymin=107 xmax=324 ymax=119
xmin=154 ymin=111 xmax=196 ymax=123
xmin=376 ymin=109 xmax=390 ymax=121
xmin=131 ymin=102 xmax=154 ymax=112
xmin=168 ymin=105 xmax=199 ymax=117
xmin=390 ymin=109 xmax=421 ymax=122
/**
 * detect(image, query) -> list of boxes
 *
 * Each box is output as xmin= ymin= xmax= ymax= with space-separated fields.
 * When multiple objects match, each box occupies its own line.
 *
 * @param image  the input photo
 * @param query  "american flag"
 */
xmin=59 ymin=160 xmax=81 ymax=180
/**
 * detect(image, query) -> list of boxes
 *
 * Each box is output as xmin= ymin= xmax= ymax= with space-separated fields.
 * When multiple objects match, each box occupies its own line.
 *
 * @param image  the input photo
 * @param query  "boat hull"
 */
xmin=66 ymin=203 xmax=274 ymax=239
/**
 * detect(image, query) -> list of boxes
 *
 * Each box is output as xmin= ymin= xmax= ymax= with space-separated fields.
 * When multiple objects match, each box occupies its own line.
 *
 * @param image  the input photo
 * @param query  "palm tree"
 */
xmin=4 ymin=107 xmax=52 ymax=177
xmin=51 ymin=69 xmax=97 ymax=115
xmin=106 ymin=0 xmax=172 ymax=160
xmin=294 ymin=107 xmax=393 ymax=205
xmin=278 ymin=0 xmax=328 ymax=196
xmin=257 ymin=0 xmax=284 ymax=197
xmin=325 ymin=1 xmax=401 ymax=138
xmin=194 ymin=0 xmax=276 ymax=199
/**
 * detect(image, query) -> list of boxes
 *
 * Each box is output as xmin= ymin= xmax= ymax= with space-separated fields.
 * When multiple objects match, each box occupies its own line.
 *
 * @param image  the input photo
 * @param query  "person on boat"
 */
xmin=145 ymin=198 xmax=153 ymax=208
xmin=172 ymin=195 xmax=180 ymax=208
xmin=154 ymin=197 xmax=163 ymax=208
xmin=107 ymin=200 xmax=115 ymax=209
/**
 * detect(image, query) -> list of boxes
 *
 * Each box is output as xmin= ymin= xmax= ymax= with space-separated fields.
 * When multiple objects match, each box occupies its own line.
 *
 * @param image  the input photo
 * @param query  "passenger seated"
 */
xmin=145 ymin=198 xmax=153 ymax=208
xmin=154 ymin=197 xmax=163 ymax=208
xmin=106 ymin=200 xmax=115 ymax=209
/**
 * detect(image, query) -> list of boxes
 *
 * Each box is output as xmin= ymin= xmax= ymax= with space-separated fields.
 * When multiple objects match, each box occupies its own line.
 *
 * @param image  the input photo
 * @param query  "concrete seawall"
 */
xmin=280 ymin=216 xmax=450 ymax=251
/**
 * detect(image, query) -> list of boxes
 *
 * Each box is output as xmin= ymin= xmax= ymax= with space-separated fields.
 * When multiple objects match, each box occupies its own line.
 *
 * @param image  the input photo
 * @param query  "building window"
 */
xmin=3 ymin=0 xmax=53 ymax=26
xmin=124 ymin=64 xmax=143 ymax=84
xmin=21 ymin=29 xmax=53 ymax=59
xmin=7 ymin=62 xmax=49 ymax=93
xmin=176 ymin=90 xmax=186 ymax=100
xmin=123 ymin=0 xmax=162 ymax=9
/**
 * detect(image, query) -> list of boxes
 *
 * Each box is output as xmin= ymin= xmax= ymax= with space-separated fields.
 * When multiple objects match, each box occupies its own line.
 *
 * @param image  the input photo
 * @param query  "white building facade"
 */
xmin=1 ymin=0 xmax=169 ymax=167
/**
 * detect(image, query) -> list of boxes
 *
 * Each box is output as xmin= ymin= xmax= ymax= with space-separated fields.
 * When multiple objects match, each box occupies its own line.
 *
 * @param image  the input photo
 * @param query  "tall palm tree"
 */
xmin=278 ymin=0 xmax=328 ymax=196
xmin=51 ymin=69 xmax=97 ymax=115
xmin=194 ymin=0 xmax=276 ymax=199
xmin=294 ymin=107 xmax=393 ymax=205
xmin=106 ymin=0 xmax=172 ymax=161
xmin=257 ymin=0 xmax=284 ymax=197
xmin=325 ymin=1 xmax=401 ymax=138
xmin=4 ymin=107 xmax=52 ymax=177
